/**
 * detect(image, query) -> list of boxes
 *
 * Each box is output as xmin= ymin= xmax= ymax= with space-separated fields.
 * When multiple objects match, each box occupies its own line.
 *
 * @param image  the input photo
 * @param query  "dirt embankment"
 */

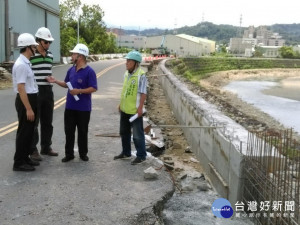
xmin=166 ymin=66 xmax=300 ymax=136
xmin=146 ymin=65 xmax=205 ymax=176
xmin=146 ymin=65 xmax=300 ymax=176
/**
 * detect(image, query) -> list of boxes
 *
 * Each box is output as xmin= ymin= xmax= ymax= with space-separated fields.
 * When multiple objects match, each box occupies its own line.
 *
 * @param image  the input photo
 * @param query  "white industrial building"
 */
xmin=117 ymin=35 xmax=147 ymax=50
xmin=0 ymin=0 xmax=60 ymax=63
xmin=259 ymin=46 xmax=281 ymax=58
xmin=116 ymin=34 xmax=215 ymax=57
xmin=145 ymin=34 xmax=215 ymax=57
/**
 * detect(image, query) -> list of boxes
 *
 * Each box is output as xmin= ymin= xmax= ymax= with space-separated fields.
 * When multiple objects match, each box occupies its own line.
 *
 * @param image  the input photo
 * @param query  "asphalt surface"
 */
xmin=0 ymin=59 xmax=173 ymax=225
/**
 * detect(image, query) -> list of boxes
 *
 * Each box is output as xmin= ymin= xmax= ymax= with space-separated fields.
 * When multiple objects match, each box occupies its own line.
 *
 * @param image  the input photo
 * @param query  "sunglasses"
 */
xmin=43 ymin=40 xmax=52 ymax=44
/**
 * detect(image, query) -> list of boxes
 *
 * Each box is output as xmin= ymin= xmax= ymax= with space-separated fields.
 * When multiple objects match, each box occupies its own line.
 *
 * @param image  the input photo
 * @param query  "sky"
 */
xmin=75 ymin=0 xmax=300 ymax=30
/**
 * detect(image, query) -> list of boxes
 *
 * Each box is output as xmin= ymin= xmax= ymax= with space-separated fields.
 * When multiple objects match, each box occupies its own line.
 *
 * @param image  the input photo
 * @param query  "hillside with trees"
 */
xmin=125 ymin=22 xmax=300 ymax=45
xmin=270 ymin=24 xmax=300 ymax=45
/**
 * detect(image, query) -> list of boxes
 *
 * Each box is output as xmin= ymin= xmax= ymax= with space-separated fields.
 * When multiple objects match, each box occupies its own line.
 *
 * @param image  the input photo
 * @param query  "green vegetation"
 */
xmin=60 ymin=0 xmax=118 ymax=56
xmin=168 ymin=57 xmax=300 ymax=83
xmin=270 ymin=24 xmax=300 ymax=46
xmin=278 ymin=46 xmax=300 ymax=59
xmin=175 ymin=22 xmax=239 ymax=45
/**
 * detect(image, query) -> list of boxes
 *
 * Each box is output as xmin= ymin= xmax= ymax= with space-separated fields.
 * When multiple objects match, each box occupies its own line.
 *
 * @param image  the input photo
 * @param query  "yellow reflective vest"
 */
xmin=120 ymin=67 xmax=145 ymax=114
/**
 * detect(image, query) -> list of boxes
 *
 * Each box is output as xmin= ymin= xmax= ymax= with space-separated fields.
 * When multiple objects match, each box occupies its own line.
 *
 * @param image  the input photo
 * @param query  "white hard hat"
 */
xmin=17 ymin=33 xmax=39 ymax=47
xmin=70 ymin=43 xmax=89 ymax=57
xmin=35 ymin=27 xmax=54 ymax=41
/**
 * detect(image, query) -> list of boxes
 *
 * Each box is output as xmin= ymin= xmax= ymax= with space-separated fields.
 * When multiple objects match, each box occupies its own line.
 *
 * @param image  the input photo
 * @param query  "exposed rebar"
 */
xmin=243 ymin=129 xmax=300 ymax=225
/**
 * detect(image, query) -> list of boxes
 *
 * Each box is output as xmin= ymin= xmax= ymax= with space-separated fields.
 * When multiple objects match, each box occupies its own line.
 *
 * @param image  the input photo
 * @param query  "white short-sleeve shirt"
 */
xmin=12 ymin=54 xmax=38 ymax=94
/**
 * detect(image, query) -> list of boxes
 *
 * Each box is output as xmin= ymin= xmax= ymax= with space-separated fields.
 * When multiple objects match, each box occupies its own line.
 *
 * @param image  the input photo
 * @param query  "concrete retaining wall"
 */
xmin=159 ymin=59 xmax=249 ymax=205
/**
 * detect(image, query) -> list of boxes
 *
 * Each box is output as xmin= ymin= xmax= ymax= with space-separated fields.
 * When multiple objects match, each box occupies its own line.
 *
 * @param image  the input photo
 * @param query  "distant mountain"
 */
xmin=268 ymin=24 xmax=300 ymax=45
xmin=123 ymin=22 xmax=300 ymax=45
xmin=124 ymin=28 xmax=169 ymax=37
xmin=174 ymin=22 xmax=240 ymax=44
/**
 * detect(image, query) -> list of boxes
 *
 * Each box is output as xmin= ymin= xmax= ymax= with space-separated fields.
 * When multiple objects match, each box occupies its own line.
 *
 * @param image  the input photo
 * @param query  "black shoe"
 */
xmin=113 ymin=153 xmax=131 ymax=160
xmin=62 ymin=156 xmax=75 ymax=163
xmin=26 ymin=158 xmax=40 ymax=166
xmin=13 ymin=164 xmax=35 ymax=172
xmin=41 ymin=148 xmax=58 ymax=156
xmin=80 ymin=155 xmax=89 ymax=161
xmin=131 ymin=157 xmax=146 ymax=165
xmin=30 ymin=150 xmax=43 ymax=161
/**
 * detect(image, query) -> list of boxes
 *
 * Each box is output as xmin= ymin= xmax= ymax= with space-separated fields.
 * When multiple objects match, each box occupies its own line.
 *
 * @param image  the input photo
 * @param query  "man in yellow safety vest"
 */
xmin=114 ymin=50 xmax=148 ymax=165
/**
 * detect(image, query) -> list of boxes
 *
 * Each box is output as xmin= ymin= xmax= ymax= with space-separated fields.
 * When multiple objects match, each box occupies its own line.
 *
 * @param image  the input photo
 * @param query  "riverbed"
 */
xmin=223 ymin=76 xmax=300 ymax=133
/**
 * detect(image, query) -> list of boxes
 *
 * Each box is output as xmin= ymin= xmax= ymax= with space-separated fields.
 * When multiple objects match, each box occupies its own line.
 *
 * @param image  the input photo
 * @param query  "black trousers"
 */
xmin=31 ymin=85 xmax=54 ymax=152
xmin=64 ymin=109 xmax=91 ymax=157
xmin=14 ymin=93 xmax=38 ymax=167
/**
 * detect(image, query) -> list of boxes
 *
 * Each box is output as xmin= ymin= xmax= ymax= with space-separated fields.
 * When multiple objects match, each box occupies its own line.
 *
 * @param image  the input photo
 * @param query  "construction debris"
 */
xmin=0 ymin=67 xmax=12 ymax=89
xmin=163 ymin=163 xmax=174 ymax=171
xmin=185 ymin=146 xmax=193 ymax=153
xmin=144 ymin=167 xmax=159 ymax=180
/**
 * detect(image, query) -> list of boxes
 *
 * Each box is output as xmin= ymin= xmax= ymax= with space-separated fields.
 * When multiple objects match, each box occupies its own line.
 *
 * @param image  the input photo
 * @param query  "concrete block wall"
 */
xmin=159 ymin=60 xmax=249 ymax=205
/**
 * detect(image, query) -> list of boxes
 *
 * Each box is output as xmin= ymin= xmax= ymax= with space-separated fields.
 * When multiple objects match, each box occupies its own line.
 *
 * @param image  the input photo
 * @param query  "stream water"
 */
xmin=223 ymin=76 xmax=300 ymax=134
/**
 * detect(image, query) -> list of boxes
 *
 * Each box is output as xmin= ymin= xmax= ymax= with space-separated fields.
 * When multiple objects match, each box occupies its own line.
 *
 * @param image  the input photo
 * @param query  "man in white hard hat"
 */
xmin=30 ymin=27 xmax=58 ymax=161
xmin=12 ymin=33 xmax=40 ymax=171
xmin=47 ymin=43 xmax=97 ymax=162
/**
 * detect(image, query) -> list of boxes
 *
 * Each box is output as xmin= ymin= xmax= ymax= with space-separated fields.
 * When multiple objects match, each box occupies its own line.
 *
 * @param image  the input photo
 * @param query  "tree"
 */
xmin=294 ymin=50 xmax=300 ymax=59
xmin=60 ymin=0 xmax=80 ymax=27
xmin=59 ymin=0 xmax=117 ymax=56
xmin=60 ymin=27 xmax=77 ymax=56
xmin=60 ymin=0 xmax=81 ymax=56
xmin=253 ymin=47 xmax=263 ymax=58
xmin=106 ymin=33 xmax=117 ymax=53
xmin=279 ymin=46 xmax=295 ymax=58
xmin=80 ymin=5 xmax=106 ymax=46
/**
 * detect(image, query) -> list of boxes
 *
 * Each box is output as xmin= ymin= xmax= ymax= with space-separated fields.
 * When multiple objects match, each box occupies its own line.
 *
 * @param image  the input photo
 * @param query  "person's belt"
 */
xmin=38 ymin=85 xmax=52 ymax=89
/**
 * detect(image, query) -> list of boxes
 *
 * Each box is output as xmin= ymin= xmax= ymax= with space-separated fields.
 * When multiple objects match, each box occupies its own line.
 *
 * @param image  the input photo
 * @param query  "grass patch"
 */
xmin=167 ymin=57 xmax=300 ymax=84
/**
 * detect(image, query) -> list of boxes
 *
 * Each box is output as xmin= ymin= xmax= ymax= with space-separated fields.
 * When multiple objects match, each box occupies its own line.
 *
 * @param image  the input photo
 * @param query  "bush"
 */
xmin=184 ymin=71 xmax=193 ymax=80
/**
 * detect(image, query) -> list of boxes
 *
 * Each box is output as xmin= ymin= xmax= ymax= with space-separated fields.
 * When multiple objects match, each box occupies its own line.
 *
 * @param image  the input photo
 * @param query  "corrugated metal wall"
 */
xmin=146 ymin=34 xmax=214 ymax=57
xmin=0 ymin=0 xmax=6 ymax=62
xmin=1 ymin=0 xmax=60 ymax=63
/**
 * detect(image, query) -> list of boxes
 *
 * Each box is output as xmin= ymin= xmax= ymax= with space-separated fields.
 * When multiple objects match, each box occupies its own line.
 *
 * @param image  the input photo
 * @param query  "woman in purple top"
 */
xmin=47 ymin=44 xmax=97 ymax=162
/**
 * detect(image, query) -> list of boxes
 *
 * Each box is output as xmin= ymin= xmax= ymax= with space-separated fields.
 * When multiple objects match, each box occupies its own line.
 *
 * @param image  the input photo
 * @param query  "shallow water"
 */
xmin=223 ymin=77 xmax=300 ymax=134
xmin=263 ymin=77 xmax=300 ymax=101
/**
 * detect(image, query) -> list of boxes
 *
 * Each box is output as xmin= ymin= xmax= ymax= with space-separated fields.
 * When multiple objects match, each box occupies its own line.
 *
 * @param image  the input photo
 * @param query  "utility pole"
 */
xmin=5 ymin=0 xmax=10 ymax=61
xmin=238 ymin=14 xmax=243 ymax=56
xmin=173 ymin=18 xmax=177 ymax=35
xmin=239 ymin=14 xmax=243 ymax=37
xmin=77 ymin=5 xmax=80 ymax=43
xmin=119 ymin=26 xmax=121 ymax=47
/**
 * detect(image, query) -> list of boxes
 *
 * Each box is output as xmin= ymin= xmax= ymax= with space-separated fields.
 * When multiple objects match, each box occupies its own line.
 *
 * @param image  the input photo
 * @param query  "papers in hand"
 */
xmin=129 ymin=108 xmax=146 ymax=123
xmin=66 ymin=82 xmax=79 ymax=101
